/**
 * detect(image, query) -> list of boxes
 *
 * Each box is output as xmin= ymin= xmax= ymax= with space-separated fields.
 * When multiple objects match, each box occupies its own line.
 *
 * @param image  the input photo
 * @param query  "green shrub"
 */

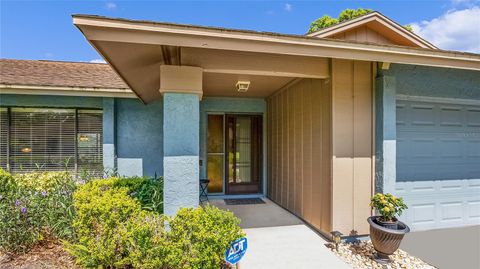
xmin=166 ymin=205 xmax=245 ymax=269
xmin=64 ymin=178 xmax=142 ymax=268
xmin=121 ymin=176 xmax=163 ymax=213
xmin=66 ymin=177 xmax=244 ymax=269
xmin=0 ymin=169 xmax=76 ymax=255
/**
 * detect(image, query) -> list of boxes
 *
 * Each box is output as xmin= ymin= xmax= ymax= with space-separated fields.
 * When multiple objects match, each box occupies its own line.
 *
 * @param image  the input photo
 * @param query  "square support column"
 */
xmin=375 ymin=75 xmax=396 ymax=194
xmin=161 ymin=65 xmax=202 ymax=216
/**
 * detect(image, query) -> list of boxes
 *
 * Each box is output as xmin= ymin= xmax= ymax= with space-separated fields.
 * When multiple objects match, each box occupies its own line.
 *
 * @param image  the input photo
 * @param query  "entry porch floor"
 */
xmin=209 ymin=199 xmax=351 ymax=269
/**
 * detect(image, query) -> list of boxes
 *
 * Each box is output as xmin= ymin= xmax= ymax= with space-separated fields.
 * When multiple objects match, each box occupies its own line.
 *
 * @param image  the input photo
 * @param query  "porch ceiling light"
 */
xmin=236 ymin=81 xmax=250 ymax=93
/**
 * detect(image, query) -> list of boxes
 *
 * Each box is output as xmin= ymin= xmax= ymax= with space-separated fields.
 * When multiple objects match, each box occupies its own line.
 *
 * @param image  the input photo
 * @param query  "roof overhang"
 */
xmin=0 ymin=84 xmax=136 ymax=98
xmin=73 ymin=15 xmax=480 ymax=103
xmin=308 ymin=12 xmax=438 ymax=50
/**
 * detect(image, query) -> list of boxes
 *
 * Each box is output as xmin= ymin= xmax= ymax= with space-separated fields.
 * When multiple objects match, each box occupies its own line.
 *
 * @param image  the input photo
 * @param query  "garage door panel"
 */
xmin=396 ymin=180 xmax=480 ymax=230
xmin=396 ymin=99 xmax=480 ymax=230
xmin=467 ymin=200 xmax=480 ymax=221
xmin=439 ymin=106 xmax=463 ymax=126
xmin=466 ymin=108 xmax=480 ymax=127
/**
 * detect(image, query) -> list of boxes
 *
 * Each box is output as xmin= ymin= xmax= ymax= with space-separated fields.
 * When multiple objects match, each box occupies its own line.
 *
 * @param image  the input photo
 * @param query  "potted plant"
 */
xmin=368 ymin=193 xmax=410 ymax=263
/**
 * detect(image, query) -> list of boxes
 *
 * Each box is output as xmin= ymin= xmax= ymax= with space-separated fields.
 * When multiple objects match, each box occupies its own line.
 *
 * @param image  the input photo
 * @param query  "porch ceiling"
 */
xmin=89 ymin=40 xmax=325 ymax=102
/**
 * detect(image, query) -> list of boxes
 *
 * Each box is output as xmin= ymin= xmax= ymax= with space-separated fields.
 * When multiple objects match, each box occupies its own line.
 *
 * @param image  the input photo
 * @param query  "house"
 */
xmin=1 ymin=12 xmax=479 ymax=236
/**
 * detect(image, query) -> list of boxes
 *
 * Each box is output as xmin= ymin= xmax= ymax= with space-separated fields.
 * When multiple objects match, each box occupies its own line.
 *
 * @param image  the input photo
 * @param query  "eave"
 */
xmin=73 ymin=15 xmax=479 ymax=70
xmin=0 ymin=84 xmax=136 ymax=98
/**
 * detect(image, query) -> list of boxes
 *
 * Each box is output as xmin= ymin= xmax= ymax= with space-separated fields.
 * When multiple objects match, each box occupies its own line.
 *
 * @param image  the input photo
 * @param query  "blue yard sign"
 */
xmin=225 ymin=237 xmax=248 ymax=265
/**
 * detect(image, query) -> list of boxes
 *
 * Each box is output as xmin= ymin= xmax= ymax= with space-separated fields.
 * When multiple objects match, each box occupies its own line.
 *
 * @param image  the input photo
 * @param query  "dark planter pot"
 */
xmin=376 ymin=218 xmax=399 ymax=230
xmin=368 ymin=216 xmax=410 ymax=262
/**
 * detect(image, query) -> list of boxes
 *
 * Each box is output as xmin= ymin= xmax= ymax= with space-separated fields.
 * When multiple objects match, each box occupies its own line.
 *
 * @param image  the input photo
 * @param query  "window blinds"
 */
xmin=0 ymin=107 xmax=103 ymax=175
xmin=0 ymin=108 xmax=8 ymax=170
xmin=77 ymin=110 xmax=103 ymax=176
xmin=10 ymin=108 xmax=76 ymax=173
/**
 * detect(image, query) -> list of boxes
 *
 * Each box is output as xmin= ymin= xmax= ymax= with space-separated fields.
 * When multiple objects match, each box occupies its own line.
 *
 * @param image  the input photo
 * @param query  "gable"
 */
xmin=329 ymin=25 xmax=397 ymax=46
xmin=308 ymin=12 xmax=437 ymax=49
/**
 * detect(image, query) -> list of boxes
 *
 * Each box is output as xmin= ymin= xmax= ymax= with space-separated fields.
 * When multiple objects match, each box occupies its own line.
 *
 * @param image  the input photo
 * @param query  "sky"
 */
xmin=1 ymin=0 xmax=479 ymax=63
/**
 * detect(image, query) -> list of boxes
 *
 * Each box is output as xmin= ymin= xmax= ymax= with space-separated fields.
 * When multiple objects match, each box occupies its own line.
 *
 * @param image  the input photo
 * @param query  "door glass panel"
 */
xmin=207 ymin=115 xmax=224 ymax=193
xmin=207 ymin=155 xmax=223 ymax=193
xmin=207 ymin=115 xmax=223 ymax=153
xmin=235 ymin=117 xmax=252 ymax=183
xmin=226 ymin=115 xmax=262 ymax=194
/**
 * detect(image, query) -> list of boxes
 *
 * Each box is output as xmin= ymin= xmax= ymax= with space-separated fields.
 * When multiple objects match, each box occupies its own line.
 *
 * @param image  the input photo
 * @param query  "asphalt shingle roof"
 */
xmin=0 ymin=59 xmax=129 ymax=89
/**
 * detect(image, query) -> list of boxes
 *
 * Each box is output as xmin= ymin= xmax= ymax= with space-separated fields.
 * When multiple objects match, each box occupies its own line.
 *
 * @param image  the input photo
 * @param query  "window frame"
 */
xmin=0 ymin=106 xmax=103 ymax=175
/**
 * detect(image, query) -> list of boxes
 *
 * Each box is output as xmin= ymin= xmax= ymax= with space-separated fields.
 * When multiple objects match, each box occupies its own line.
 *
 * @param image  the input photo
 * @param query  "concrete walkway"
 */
xmin=401 ymin=225 xmax=480 ymax=269
xmin=210 ymin=199 xmax=351 ymax=269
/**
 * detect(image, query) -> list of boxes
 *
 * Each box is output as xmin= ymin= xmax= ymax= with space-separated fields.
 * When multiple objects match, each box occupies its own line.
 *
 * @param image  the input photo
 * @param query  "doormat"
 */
xmin=224 ymin=198 xmax=266 ymax=205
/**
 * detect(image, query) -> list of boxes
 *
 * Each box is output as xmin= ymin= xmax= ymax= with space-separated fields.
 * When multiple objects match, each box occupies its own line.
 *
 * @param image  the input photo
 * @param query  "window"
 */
xmin=0 ymin=107 xmax=103 ymax=175
xmin=0 ymin=108 xmax=8 ymax=170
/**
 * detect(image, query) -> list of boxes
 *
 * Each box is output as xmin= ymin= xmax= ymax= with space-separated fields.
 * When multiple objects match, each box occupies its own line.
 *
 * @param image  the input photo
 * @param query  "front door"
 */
xmin=225 ymin=114 xmax=262 ymax=194
xmin=206 ymin=114 xmax=262 ymax=195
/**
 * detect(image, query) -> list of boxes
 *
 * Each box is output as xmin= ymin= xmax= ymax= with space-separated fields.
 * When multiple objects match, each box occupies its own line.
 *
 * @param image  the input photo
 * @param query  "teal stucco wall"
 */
xmin=115 ymin=98 xmax=163 ymax=177
xmin=379 ymin=64 xmax=480 ymax=100
xmin=376 ymin=64 xmax=480 ymax=192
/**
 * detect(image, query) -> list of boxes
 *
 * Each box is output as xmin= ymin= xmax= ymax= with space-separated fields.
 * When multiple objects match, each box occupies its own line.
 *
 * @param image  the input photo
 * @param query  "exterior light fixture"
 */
xmin=21 ymin=147 xmax=32 ymax=153
xmin=79 ymin=135 xmax=89 ymax=142
xmin=330 ymin=231 xmax=343 ymax=251
xmin=236 ymin=81 xmax=250 ymax=93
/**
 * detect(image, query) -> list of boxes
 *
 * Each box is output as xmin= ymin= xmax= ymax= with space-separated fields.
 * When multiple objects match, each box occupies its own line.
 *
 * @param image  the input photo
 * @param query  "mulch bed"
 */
xmin=327 ymin=240 xmax=437 ymax=269
xmin=0 ymin=241 xmax=79 ymax=269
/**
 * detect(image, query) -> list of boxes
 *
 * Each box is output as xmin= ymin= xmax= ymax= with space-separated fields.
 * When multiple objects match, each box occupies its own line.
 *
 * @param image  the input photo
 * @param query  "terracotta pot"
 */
xmin=368 ymin=216 xmax=410 ymax=261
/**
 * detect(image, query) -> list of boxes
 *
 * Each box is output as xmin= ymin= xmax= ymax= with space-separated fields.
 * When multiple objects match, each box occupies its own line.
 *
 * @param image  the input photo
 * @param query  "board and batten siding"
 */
xmin=331 ymin=59 xmax=374 ymax=235
xmin=267 ymin=78 xmax=332 ymax=233
xmin=331 ymin=25 xmax=394 ymax=46
xmin=267 ymin=59 xmax=374 ymax=236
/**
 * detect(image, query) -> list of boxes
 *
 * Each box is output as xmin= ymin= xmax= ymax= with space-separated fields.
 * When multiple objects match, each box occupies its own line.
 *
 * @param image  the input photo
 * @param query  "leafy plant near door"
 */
xmin=367 ymin=193 xmax=410 ymax=263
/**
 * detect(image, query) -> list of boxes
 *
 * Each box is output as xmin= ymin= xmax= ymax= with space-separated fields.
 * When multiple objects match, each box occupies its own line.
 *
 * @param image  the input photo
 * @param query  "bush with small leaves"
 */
xmin=0 ymin=169 xmax=76 ymax=255
xmin=166 ymin=205 xmax=245 ymax=269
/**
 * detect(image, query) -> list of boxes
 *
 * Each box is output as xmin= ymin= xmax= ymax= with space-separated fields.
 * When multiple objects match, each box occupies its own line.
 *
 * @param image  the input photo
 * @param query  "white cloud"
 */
xmin=44 ymin=52 xmax=54 ymax=58
xmin=90 ymin=59 xmax=106 ymax=63
xmin=451 ymin=0 xmax=479 ymax=5
xmin=284 ymin=3 xmax=292 ymax=12
xmin=105 ymin=2 xmax=117 ymax=10
xmin=410 ymin=7 xmax=480 ymax=53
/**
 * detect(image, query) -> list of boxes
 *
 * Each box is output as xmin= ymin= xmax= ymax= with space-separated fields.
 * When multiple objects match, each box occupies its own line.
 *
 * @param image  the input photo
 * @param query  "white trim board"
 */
xmin=0 ymin=84 xmax=136 ymax=98
xmin=396 ymin=94 xmax=480 ymax=106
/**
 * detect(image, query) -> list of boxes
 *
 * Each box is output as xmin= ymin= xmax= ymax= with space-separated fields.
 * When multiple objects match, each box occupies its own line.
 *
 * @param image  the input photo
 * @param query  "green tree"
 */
xmin=403 ymin=24 xmax=414 ymax=32
xmin=308 ymin=15 xmax=339 ymax=34
xmin=338 ymin=8 xmax=373 ymax=22
xmin=308 ymin=8 xmax=373 ymax=33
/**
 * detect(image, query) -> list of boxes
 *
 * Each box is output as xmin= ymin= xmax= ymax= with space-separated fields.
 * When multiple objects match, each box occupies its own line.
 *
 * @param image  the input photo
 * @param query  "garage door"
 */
xmin=395 ymin=97 xmax=480 ymax=231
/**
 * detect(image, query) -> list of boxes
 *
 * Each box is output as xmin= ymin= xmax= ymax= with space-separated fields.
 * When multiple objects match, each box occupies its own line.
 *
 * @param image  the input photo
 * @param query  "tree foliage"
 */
xmin=308 ymin=15 xmax=339 ymax=34
xmin=403 ymin=24 xmax=414 ymax=32
xmin=338 ymin=8 xmax=373 ymax=23
xmin=308 ymin=8 xmax=373 ymax=34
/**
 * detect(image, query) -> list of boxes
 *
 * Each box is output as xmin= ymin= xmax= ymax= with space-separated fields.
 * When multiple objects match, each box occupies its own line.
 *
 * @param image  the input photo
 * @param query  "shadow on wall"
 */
xmin=116 ymin=98 xmax=163 ymax=177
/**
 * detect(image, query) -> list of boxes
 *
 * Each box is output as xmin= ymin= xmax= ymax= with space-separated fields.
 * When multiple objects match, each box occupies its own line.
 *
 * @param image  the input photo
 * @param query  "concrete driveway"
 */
xmin=210 ymin=199 xmax=350 ymax=269
xmin=400 ymin=225 xmax=480 ymax=269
